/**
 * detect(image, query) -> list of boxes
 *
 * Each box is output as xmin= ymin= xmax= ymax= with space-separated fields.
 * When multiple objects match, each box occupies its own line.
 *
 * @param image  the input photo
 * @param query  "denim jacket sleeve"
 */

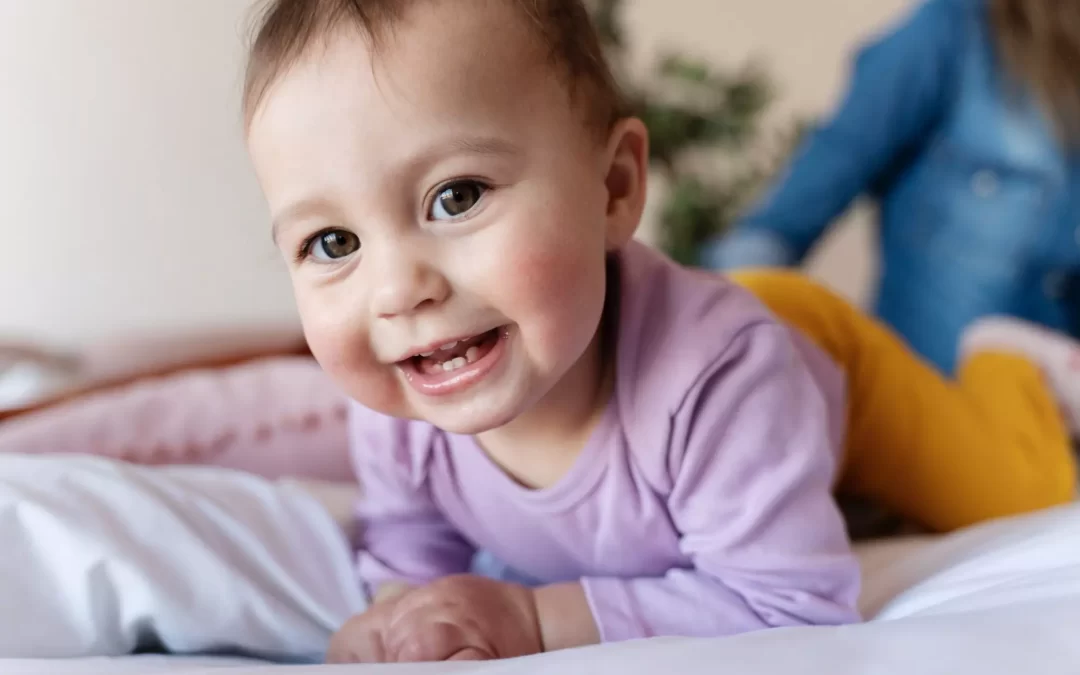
xmin=705 ymin=0 xmax=967 ymax=269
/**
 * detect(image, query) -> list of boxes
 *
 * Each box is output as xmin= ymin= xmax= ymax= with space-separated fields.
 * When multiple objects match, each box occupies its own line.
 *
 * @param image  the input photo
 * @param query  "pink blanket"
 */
xmin=0 ymin=355 xmax=354 ymax=482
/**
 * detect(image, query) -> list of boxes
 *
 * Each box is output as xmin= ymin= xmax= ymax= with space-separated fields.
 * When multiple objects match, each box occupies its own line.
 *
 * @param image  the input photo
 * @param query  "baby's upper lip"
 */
xmin=397 ymin=328 xmax=495 ymax=362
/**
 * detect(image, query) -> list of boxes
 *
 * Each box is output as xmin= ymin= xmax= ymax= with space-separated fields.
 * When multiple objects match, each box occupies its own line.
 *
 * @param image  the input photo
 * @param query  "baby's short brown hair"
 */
xmin=243 ymin=0 xmax=624 ymax=134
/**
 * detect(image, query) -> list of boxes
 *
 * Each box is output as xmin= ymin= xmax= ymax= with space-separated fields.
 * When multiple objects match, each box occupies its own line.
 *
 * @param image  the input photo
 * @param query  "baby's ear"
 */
xmin=602 ymin=117 xmax=649 ymax=249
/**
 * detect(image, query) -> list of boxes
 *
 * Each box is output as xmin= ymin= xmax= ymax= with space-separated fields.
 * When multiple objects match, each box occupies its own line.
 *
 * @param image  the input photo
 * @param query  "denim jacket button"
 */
xmin=971 ymin=170 xmax=999 ymax=197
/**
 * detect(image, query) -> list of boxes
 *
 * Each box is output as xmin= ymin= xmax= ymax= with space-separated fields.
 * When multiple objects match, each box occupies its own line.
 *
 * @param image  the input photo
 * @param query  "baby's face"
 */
xmin=248 ymin=1 xmax=629 ymax=434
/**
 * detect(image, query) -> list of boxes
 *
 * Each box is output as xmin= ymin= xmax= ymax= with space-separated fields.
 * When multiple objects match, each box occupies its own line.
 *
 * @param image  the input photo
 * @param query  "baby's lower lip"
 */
xmin=399 ymin=327 xmax=508 ymax=397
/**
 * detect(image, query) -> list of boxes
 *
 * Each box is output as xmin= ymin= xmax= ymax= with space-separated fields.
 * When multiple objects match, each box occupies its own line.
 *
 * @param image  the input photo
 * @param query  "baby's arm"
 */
xmin=575 ymin=323 xmax=859 ymax=642
xmin=329 ymin=403 xmax=480 ymax=662
xmin=346 ymin=402 xmax=476 ymax=596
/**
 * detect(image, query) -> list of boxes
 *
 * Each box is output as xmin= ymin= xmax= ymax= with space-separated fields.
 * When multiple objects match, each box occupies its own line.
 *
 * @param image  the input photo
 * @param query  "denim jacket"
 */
xmin=703 ymin=0 xmax=1080 ymax=373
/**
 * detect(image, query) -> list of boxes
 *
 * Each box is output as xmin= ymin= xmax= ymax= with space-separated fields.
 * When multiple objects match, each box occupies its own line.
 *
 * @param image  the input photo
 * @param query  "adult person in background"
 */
xmin=703 ymin=0 xmax=1080 ymax=374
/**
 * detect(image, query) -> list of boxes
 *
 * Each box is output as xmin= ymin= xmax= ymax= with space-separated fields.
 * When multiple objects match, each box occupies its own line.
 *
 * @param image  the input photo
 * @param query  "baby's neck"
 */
xmin=475 ymin=329 xmax=614 ymax=491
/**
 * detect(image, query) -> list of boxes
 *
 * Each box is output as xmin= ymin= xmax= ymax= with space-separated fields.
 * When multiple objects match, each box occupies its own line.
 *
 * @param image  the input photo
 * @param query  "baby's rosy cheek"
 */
xmin=502 ymin=244 xmax=598 ymax=302
xmin=322 ymin=350 xmax=403 ymax=414
xmin=300 ymin=323 xmax=387 ymax=404
xmin=501 ymin=249 xmax=605 ymax=353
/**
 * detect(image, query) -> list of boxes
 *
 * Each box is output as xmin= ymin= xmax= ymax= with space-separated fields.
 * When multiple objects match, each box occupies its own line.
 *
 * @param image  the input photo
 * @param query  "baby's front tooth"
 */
xmin=451 ymin=357 xmax=467 ymax=370
xmin=442 ymin=361 xmax=455 ymax=372
xmin=465 ymin=346 xmax=480 ymax=363
xmin=440 ymin=341 xmax=458 ymax=351
xmin=420 ymin=351 xmax=434 ymax=358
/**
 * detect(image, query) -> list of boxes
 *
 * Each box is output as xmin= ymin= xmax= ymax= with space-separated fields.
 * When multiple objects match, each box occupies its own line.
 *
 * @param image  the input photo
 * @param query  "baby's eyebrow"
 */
xmin=402 ymin=135 xmax=522 ymax=177
xmin=270 ymin=196 xmax=335 ymax=244
xmin=444 ymin=135 xmax=521 ymax=158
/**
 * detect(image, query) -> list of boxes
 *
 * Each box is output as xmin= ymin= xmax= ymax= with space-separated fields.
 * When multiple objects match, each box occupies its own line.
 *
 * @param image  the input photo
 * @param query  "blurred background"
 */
xmin=0 ymin=0 xmax=908 ymax=350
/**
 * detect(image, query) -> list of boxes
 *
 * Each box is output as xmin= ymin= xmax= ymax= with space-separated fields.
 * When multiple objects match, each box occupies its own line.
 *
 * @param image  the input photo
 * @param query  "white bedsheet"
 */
xmin=5 ymin=598 xmax=1080 ymax=675
xmin=1 ymin=454 xmax=1079 ymax=674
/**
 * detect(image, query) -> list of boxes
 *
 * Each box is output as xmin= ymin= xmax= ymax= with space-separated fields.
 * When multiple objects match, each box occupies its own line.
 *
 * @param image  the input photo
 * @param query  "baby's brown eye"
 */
xmin=430 ymin=181 xmax=487 ymax=220
xmin=309 ymin=229 xmax=360 ymax=261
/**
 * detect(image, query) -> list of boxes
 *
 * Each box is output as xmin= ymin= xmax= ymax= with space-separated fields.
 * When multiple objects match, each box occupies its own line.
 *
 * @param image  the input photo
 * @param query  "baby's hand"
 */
xmin=327 ymin=575 xmax=543 ymax=663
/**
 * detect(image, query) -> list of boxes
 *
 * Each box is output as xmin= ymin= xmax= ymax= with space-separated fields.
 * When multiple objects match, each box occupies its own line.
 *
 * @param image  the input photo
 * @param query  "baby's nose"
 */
xmin=370 ymin=253 xmax=450 ymax=319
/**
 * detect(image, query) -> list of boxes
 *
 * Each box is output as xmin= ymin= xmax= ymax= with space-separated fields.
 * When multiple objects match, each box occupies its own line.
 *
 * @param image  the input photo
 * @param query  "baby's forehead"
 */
xmin=374 ymin=2 xmax=558 ymax=98
xmin=386 ymin=15 xmax=542 ymax=91
xmin=274 ymin=3 xmax=571 ymax=133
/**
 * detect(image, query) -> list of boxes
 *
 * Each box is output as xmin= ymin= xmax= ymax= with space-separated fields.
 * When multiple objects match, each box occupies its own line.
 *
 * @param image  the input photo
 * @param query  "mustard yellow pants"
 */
xmin=731 ymin=270 xmax=1077 ymax=533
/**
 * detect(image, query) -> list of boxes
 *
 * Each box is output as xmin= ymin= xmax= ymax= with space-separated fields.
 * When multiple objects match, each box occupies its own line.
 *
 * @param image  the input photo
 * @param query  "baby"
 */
xmin=244 ymin=0 xmax=858 ymax=660
xmin=241 ymin=0 xmax=1077 ymax=664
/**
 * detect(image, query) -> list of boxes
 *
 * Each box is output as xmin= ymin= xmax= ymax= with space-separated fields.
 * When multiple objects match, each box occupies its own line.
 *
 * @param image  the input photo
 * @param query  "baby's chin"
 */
xmin=406 ymin=397 xmax=524 ymax=436
xmin=339 ymin=387 xmax=518 ymax=434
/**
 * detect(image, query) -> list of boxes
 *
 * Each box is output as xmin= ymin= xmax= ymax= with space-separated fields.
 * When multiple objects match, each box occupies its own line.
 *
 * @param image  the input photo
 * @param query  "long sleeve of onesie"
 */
xmin=581 ymin=324 xmax=861 ymax=640
xmin=349 ymin=404 xmax=476 ymax=594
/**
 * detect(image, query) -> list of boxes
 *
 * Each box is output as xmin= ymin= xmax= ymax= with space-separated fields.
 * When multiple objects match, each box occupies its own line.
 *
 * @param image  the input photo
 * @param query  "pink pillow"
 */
xmin=0 ymin=355 xmax=354 ymax=482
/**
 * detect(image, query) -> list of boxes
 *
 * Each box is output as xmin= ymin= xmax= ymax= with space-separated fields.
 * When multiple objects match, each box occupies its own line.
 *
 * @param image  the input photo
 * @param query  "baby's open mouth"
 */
xmin=409 ymin=328 xmax=502 ymax=375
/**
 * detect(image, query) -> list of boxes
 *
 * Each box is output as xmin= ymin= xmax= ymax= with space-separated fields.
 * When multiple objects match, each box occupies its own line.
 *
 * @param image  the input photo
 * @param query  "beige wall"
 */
xmin=0 ymin=0 xmax=910 ymax=349
xmin=0 ymin=0 xmax=288 ymax=349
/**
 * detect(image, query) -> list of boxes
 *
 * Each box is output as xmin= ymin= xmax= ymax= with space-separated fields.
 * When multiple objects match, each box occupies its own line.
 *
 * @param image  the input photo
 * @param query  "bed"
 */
xmin=1 ymin=454 xmax=1078 ymax=674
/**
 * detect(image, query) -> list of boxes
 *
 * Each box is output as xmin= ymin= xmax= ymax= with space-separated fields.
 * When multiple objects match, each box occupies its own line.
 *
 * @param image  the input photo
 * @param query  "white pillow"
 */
xmin=0 ymin=454 xmax=365 ymax=661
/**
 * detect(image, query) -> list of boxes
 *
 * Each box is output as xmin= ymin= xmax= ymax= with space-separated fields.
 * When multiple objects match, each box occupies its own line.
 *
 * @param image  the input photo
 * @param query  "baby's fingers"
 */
xmin=326 ymin=615 xmax=388 ymax=663
xmin=447 ymin=648 xmax=490 ymax=661
xmin=387 ymin=617 xmax=494 ymax=663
